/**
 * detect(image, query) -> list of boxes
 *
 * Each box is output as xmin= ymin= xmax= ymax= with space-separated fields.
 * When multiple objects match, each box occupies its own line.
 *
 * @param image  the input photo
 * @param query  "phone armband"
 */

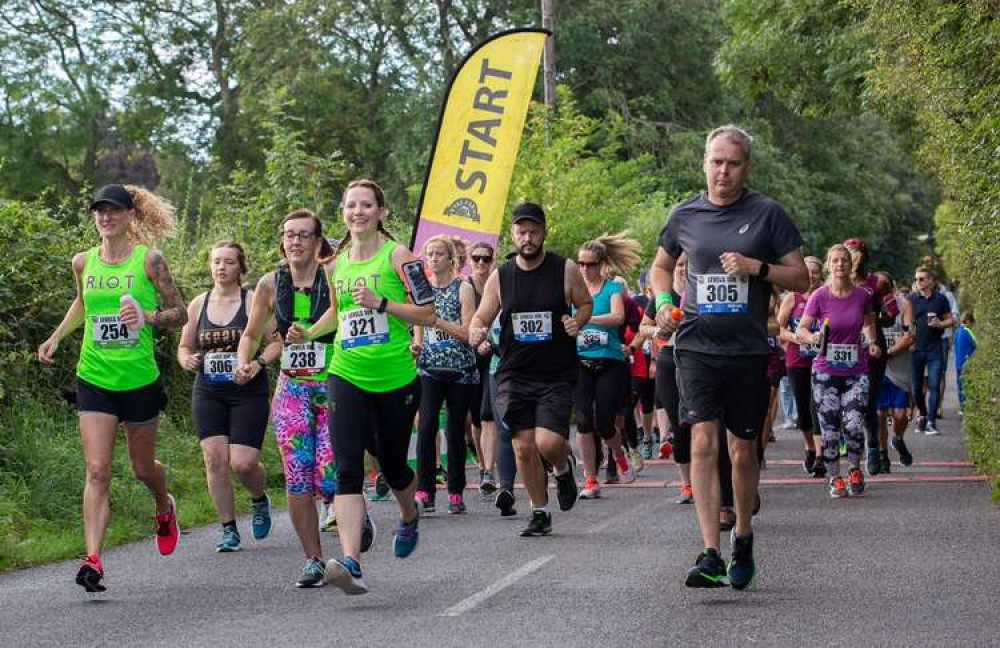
xmin=401 ymin=259 xmax=435 ymax=306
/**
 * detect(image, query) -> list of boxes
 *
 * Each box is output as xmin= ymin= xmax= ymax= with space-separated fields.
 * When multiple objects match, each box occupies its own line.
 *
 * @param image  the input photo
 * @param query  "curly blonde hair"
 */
xmin=124 ymin=185 xmax=176 ymax=245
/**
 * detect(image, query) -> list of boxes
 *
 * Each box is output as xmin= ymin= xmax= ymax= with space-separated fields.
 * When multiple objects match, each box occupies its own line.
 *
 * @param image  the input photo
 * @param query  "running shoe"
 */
xmin=75 ymin=555 xmax=106 ymax=593
xmin=728 ymin=531 xmax=756 ymax=591
xmin=448 ymin=493 xmax=467 ymax=515
xmin=495 ymin=489 xmax=517 ymax=517
xmin=616 ymin=454 xmax=637 ymax=484
xmin=579 ymin=476 xmax=602 ymax=500
xmin=295 ymin=557 xmax=325 ymax=588
xmin=767 ymin=429 xmax=777 ymax=443
xmin=375 ymin=472 xmax=391 ymax=498
xmin=361 ymin=510 xmax=376 ymax=553
xmin=925 ymin=423 xmax=940 ymax=436
xmin=684 ymin=548 xmax=728 ymax=588
xmin=812 ymin=460 xmax=827 ymax=479
xmin=393 ymin=514 xmax=420 ymax=558
xmin=479 ymin=469 xmax=497 ymax=496
xmin=891 ymin=436 xmax=913 ymax=466
xmin=641 ymin=440 xmax=653 ymax=460
xmin=519 ymin=510 xmax=552 ymax=537
xmin=658 ymin=440 xmax=673 ymax=460
xmin=803 ymin=450 xmax=817 ymax=475
xmin=630 ymin=448 xmax=645 ymax=473
xmin=651 ymin=428 xmax=660 ymax=444
xmin=605 ymin=455 xmax=619 ymax=484
xmin=829 ymin=475 xmax=848 ymax=498
xmin=325 ymin=556 xmax=368 ymax=595
xmin=215 ymin=527 xmax=242 ymax=553
xmin=916 ymin=415 xmax=928 ymax=433
xmin=719 ymin=508 xmax=736 ymax=532
xmin=866 ymin=448 xmax=882 ymax=477
xmin=436 ymin=465 xmax=447 ymax=485
xmin=154 ymin=494 xmax=180 ymax=556
xmin=554 ymin=460 xmax=578 ymax=511
xmin=321 ymin=507 xmax=338 ymax=532
xmin=675 ymin=484 xmax=694 ymax=504
xmin=250 ymin=494 xmax=272 ymax=540
xmin=415 ymin=489 xmax=435 ymax=516
xmin=848 ymin=468 xmax=865 ymax=496
xmin=880 ymin=451 xmax=892 ymax=474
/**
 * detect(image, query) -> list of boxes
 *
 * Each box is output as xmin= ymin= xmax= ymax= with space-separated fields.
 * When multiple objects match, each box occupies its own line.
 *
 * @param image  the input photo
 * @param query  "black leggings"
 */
xmin=787 ymin=365 xmax=818 ymax=434
xmin=865 ymin=355 xmax=886 ymax=449
xmin=573 ymin=359 xmax=626 ymax=441
xmin=417 ymin=376 xmax=474 ymax=495
xmin=327 ymin=375 xmax=420 ymax=495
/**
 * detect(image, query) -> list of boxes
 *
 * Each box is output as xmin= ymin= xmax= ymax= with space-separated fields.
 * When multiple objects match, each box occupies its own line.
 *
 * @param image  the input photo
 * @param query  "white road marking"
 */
xmin=440 ymin=555 xmax=554 ymax=617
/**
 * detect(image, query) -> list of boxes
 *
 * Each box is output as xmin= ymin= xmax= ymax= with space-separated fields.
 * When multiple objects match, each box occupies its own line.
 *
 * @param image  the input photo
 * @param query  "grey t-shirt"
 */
xmin=658 ymin=190 xmax=803 ymax=356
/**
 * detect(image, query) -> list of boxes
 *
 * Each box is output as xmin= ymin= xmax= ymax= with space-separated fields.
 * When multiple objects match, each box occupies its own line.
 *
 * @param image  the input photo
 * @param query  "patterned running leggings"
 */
xmin=271 ymin=373 xmax=337 ymax=499
xmin=811 ymin=371 xmax=869 ymax=477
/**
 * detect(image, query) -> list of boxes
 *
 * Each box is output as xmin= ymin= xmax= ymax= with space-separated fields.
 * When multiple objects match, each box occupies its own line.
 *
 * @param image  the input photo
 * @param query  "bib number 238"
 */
xmin=281 ymin=342 xmax=326 ymax=377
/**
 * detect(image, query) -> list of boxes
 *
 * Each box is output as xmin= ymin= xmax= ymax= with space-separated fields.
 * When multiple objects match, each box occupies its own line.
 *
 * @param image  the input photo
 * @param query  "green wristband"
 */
xmin=655 ymin=292 xmax=675 ymax=309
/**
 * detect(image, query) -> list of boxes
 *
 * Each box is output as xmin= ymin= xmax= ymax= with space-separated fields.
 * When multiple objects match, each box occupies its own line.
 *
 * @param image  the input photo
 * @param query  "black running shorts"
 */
xmin=674 ymin=349 xmax=769 ymax=441
xmin=495 ymin=375 xmax=573 ymax=438
xmin=76 ymin=377 xmax=166 ymax=425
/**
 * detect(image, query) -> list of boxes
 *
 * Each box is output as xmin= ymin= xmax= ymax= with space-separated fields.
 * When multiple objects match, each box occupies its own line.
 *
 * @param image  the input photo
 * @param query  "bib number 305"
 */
xmin=696 ymin=274 xmax=749 ymax=314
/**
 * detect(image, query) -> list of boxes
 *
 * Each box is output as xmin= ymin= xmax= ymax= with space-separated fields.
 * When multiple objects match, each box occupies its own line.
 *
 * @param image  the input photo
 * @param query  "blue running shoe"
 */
xmin=215 ymin=527 xmax=242 ymax=553
xmin=325 ymin=556 xmax=368 ymax=595
xmin=250 ymin=494 xmax=272 ymax=540
xmin=295 ymin=558 xmax=325 ymax=588
xmin=393 ymin=514 xmax=419 ymax=558
xmin=728 ymin=530 xmax=757 ymax=591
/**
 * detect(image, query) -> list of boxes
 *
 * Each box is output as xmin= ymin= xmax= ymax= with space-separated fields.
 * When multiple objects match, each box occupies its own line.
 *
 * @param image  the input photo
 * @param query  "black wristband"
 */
xmin=377 ymin=296 xmax=389 ymax=314
xmin=758 ymin=261 xmax=770 ymax=279
xmin=256 ymin=357 xmax=267 ymax=369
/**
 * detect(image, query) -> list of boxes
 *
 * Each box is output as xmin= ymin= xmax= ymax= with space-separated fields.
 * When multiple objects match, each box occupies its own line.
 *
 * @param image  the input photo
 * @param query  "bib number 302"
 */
xmin=512 ymin=311 xmax=552 ymax=342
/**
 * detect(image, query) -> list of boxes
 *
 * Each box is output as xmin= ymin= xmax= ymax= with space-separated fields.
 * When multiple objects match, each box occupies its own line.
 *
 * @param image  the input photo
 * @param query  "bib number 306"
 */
xmin=203 ymin=352 xmax=236 ymax=382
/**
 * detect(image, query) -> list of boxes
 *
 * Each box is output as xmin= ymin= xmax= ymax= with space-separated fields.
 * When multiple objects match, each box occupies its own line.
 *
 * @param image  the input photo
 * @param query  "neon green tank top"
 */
xmin=330 ymin=240 xmax=416 ymax=392
xmin=288 ymin=291 xmax=335 ymax=383
xmin=77 ymin=244 xmax=159 ymax=390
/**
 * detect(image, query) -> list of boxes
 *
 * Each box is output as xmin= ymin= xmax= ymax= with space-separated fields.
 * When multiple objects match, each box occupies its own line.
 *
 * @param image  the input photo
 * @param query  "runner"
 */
xmin=478 ymin=314 xmax=519 ymax=516
xmin=467 ymin=241 xmax=497 ymax=494
xmin=574 ymin=234 xmax=641 ymax=500
xmin=292 ymin=178 xmax=433 ymax=595
xmin=907 ymin=267 xmax=954 ymax=436
xmin=649 ymin=125 xmax=808 ymax=590
xmin=776 ymin=256 xmax=824 ymax=476
xmin=878 ymin=276 xmax=916 ymax=467
xmin=795 ymin=244 xmax=881 ymax=498
xmin=178 ymin=241 xmax=281 ymax=552
xmin=469 ymin=202 xmax=587 ymax=537
xmin=38 ymin=184 xmax=186 ymax=592
xmin=954 ymin=311 xmax=976 ymax=414
xmin=236 ymin=208 xmax=343 ymax=588
xmin=412 ymin=235 xmax=479 ymax=515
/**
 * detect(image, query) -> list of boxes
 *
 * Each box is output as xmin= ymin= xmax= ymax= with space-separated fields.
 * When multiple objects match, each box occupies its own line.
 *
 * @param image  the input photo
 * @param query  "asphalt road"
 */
xmin=2 ymin=387 xmax=997 ymax=647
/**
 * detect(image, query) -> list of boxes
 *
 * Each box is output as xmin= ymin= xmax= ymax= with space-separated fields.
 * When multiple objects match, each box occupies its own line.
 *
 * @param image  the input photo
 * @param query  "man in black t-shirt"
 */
xmin=907 ymin=266 xmax=954 ymax=435
xmin=649 ymin=125 xmax=808 ymax=590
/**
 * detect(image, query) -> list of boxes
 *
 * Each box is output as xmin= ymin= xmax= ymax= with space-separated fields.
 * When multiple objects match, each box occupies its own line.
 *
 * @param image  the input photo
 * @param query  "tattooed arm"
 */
xmin=144 ymin=248 xmax=188 ymax=329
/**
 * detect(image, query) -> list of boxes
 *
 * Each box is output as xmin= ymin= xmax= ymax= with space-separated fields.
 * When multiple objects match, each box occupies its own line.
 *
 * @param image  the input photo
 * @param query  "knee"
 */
xmin=202 ymin=449 xmax=229 ymax=475
xmin=130 ymin=457 xmax=159 ymax=483
xmin=337 ymin=466 xmax=364 ymax=495
xmin=513 ymin=437 xmax=537 ymax=463
xmin=230 ymin=457 xmax=258 ymax=478
xmin=729 ymin=441 xmax=757 ymax=469
xmin=85 ymin=461 xmax=112 ymax=490
xmin=690 ymin=427 xmax=717 ymax=462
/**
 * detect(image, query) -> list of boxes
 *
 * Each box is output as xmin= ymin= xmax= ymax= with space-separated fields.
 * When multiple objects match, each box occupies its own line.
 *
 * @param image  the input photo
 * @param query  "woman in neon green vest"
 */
xmin=37 ymin=184 xmax=188 ymax=593
xmin=291 ymin=178 xmax=435 ymax=595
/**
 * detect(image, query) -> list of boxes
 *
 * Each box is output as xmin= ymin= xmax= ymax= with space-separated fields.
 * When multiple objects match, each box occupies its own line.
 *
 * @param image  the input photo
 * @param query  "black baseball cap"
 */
xmin=511 ymin=201 xmax=546 ymax=225
xmin=90 ymin=184 xmax=135 ymax=211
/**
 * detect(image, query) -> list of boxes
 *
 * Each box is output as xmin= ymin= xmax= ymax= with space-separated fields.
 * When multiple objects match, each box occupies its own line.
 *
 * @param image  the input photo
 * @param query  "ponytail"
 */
xmin=124 ymin=185 xmax=176 ymax=245
xmin=580 ymin=231 xmax=641 ymax=278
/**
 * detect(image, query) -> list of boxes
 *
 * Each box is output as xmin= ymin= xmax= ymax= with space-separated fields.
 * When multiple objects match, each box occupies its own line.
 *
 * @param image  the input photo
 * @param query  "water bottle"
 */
xmin=120 ymin=293 xmax=145 ymax=331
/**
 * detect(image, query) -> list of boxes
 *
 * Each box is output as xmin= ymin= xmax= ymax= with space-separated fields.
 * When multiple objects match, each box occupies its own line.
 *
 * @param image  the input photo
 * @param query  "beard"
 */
xmin=517 ymin=241 xmax=544 ymax=261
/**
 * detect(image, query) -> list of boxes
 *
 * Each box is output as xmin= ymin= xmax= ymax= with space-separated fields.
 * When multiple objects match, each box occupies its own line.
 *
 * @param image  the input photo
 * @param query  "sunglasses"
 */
xmin=577 ymin=261 xmax=598 ymax=268
xmin=471 ymin=255 xmax=493 ymax=263
xmin=914 ymin=276 xmax=927 ymax=282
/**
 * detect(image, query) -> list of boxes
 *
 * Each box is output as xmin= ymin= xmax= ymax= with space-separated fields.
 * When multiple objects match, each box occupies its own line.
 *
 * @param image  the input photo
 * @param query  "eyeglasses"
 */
xmin=471 ymin=255 xmax=493 ymax=263
xmin=914 ymin=276 xmax=927 ymax=282
xmin=577 ymin=261 xmax=598 ymax=268
xmin=283 ymin=230 xmax=316 ymax=242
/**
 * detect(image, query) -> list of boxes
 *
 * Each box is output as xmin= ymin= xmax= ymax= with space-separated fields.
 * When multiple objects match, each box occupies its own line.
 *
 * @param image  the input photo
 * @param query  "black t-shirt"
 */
xmin=907 ymin=290 xmax=951 ymax=352
xmin=658 ymin=190 xmax=802 ymax=356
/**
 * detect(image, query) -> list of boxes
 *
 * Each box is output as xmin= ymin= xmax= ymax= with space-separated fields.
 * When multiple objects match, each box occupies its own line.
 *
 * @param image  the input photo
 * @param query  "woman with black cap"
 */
xmin=38 ymin=183 xmax=188 ymax=592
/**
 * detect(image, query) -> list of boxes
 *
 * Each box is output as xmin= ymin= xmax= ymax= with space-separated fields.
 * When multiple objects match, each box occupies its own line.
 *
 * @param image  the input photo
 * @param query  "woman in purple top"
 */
xmin=796 ymin=245 xmax=880 ymax=498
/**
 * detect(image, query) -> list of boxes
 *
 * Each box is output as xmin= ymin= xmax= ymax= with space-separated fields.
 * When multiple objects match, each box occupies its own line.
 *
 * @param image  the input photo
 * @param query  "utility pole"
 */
xmin=541 ymin=0 xmax=555 ymax=109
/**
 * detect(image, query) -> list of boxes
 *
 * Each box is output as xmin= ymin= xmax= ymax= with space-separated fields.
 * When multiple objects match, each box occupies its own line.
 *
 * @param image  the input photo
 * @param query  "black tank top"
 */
xmin=194 ymin=288 xmax=266 ymax=392
xmin=497 ymin=252 xmax=576 ymax=382
xmin=274 ymin=263 xmax=336 ymax=343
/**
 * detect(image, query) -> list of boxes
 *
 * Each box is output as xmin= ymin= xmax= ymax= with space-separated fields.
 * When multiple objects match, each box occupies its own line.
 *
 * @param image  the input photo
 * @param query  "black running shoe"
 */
xmin=519 ymin=510 xmax=552 ymax=537
xmin=361 ymin=510 xmax=376 ymax=553
xmin=866 ymin=448 xmax=882 ymax=476
xmin=891 ymin=436 xmax=913 ymax=467
xmin=803 ymin=450 xmax=817 ymax=475
xmin=75 ymin=556 xmax=106 ymax=593
xmin=812 ymin=460 xmax=827 ymax=479
xmin=880 ymin=450 xmax=892 ymax=474
xmin=495 ymin=488 xmax=517 ymax=517
xmin=555 ymin=460 xmax=578 ymax=512
xmin=728 ymin=531 xmax=756 ymax=591
xmin=685 ymin=548 xmax=728 ymax=588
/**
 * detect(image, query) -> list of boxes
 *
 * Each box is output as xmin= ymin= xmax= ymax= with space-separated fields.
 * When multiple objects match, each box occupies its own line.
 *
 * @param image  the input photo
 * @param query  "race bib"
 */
xmin=91 ymin=315 xmax=139 ymax=348
xmin=799 ymin=341 xmax=820 ymax=358
xmin=339 ymin=308 xmax=389 ymax=349
xmin=281 ymin=342 xmax=326 ymax=377
xmin=512 ymin=311 xmax=552 ymax=342
xmin=424 ymin=326 xmax=455 ymax=348
xmin=203 ymin=352 xmax=236 ymax=383
xmin=883 ymin=329 xmax=903 ymax=348
xmin=577 ymin=328 xmax=608 ymax=349
xmin=825 ymin=343 xmax=859 ymax=369
xmin=696 ymin=274 xmax=749 ymax=314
